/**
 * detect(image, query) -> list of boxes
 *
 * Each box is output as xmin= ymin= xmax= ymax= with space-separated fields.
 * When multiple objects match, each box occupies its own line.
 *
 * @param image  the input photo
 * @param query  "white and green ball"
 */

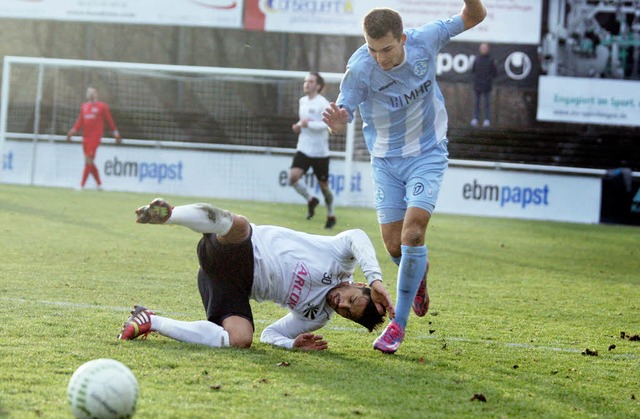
xmin=67 ymin=358 xmax=138 ymax=419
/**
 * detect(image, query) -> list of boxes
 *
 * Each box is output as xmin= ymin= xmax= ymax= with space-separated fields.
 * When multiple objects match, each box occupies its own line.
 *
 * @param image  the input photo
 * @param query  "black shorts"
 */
xmin=196 ymin=230 xmax=255 ymax=330
xmin=291 ymin=152 xmax=330 ymax=182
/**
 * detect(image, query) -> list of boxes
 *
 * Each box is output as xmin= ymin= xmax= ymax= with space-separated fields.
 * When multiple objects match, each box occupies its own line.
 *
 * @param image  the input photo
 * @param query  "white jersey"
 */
xmin=296 ymin=94 xmax=331 ymax=158
xmin=250 ymin=224 xmax=382 ymax=349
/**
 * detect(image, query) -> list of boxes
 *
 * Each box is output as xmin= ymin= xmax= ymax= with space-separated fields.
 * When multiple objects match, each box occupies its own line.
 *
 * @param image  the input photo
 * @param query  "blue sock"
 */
xmin=394 ymin=245 xmax=427 ymax=329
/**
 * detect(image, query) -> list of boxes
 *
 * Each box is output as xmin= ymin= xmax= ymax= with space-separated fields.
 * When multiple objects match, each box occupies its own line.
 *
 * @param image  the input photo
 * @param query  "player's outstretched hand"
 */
xmin=370 ymin=280 xmax=395 ymax=319
xmin=322 ymin=102 xmax=349 ymax=135
xmin=293 ymin=333 xmax=328 ymax=351
xmin=135 ymin=198 xmax=173 ymax=224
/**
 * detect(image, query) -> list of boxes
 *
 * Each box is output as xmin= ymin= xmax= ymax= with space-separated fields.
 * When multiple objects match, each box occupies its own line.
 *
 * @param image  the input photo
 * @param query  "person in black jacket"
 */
xmin=470 ymin=42 xmax=497 ymax=127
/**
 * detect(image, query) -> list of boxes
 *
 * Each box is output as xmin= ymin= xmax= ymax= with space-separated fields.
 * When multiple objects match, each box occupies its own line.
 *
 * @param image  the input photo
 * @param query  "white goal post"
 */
xmin=0 ymin=55 xmax=361 ymax=188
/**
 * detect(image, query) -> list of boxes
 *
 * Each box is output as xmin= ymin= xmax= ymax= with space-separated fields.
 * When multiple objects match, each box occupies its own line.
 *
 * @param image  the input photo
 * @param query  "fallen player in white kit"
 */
xmin=118 ymin=198 xmax=395 ymax=351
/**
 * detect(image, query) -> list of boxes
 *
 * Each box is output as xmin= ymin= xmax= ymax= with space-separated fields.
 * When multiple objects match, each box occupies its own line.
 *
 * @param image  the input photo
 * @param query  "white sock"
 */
xmin=292 ymin=180 xmax=311 ymax=200
xmin=167 ymin=203 xmax=233 ymax=235
xmin=151 ymin=315 xmax=230 ymax=347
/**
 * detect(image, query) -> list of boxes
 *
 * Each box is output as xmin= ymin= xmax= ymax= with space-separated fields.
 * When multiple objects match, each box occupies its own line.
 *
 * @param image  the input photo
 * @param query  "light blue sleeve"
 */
xmin=411 ymin=14 xmax=466 ymax=52
xmin=336 ymin=69 xmax=367 ymax=123
xmin=336 ymin=48 xmax=369 ymax=123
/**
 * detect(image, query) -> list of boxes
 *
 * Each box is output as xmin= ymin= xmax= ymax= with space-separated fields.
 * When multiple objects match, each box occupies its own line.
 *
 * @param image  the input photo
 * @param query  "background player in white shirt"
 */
xmin=322 ymin=2 xmax=487 ymax=353
xmin=118 ymin=198 xmax=395 ymax=350
xmin=289 ymin=72 xmax=337 ymax=229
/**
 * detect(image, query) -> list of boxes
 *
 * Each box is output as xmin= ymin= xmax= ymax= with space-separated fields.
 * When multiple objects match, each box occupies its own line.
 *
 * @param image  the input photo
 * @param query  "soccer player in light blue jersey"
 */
xmin=322 ymin=2 xmax=487 ymax=354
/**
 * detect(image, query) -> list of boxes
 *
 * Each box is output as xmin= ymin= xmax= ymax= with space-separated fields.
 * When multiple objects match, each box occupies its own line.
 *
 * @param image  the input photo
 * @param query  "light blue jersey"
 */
xmin=336 ymin=15 xmax=465 ymax=158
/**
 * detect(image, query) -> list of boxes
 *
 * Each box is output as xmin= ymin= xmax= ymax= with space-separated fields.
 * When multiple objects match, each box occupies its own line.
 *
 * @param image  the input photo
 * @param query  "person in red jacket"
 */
xmin=66 ymin=87 xmax=121 ymax=190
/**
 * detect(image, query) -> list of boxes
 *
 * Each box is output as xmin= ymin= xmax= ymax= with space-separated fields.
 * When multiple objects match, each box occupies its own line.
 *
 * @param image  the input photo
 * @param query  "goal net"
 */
xmin=1 ymin=56 xmax=366 ymax=152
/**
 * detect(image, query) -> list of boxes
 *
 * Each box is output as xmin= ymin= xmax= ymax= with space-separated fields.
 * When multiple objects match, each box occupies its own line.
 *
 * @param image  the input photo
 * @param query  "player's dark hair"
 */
xmin=309 ymin=72 xmax=325 ymax=93
xmin=363 ymin=8 xmax=404 ymax=41
xmin=355 ymin=287 xmax=385 ymax=332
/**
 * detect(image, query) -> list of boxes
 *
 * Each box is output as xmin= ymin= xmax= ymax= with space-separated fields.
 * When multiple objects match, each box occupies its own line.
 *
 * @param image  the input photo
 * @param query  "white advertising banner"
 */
xmin=0 ymin=140 xmax=374 ymax=207
xmin=439 ymin=167 xmax=602 ymax=224
xmin=2 ymin=139 xmax=602 ymax=224
xmin=244 ymin=0 xmax=541 ymax=44
xmin=537 ymin=76 xmax=640 ymax=127
xmin=0 ymin=0 xmax=243 ymax=28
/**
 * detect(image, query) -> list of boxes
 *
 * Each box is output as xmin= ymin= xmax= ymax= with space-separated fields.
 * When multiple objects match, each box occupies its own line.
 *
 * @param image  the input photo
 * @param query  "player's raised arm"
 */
xmin=460 ymin=0 xmax=487 ymax=30
xmin=335 ymin=229 xmax=395 ymax=318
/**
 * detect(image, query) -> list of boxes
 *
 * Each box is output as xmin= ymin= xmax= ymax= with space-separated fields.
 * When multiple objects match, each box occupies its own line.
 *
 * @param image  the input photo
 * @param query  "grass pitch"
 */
xmin=0 ymin=183 xmax=639 ymax=418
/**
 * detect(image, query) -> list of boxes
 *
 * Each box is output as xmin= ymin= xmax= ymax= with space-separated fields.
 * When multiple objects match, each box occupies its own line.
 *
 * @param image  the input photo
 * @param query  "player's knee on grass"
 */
xmin=223 ymin=316 xmax=254 ymax=348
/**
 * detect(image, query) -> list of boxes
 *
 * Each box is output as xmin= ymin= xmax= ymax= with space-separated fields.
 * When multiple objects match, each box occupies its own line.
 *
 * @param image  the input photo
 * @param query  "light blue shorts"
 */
xmin=372 ymin=139 xmax=449 ymax=224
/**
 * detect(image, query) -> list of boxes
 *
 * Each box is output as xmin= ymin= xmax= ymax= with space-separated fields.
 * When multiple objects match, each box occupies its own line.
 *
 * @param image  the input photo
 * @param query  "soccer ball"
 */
xmin=67 ymin=358 xmax=139 ymax=419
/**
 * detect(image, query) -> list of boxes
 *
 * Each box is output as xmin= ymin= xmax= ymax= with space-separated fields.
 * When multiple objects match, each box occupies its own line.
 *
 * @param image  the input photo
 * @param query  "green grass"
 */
xmin=1 ymin=183 xmax=639 ymax=418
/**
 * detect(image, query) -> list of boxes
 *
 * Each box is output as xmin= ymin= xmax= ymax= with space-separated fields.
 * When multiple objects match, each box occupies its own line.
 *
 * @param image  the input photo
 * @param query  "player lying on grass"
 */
xmin=118 ymin=198 xmax=395 ymax=350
